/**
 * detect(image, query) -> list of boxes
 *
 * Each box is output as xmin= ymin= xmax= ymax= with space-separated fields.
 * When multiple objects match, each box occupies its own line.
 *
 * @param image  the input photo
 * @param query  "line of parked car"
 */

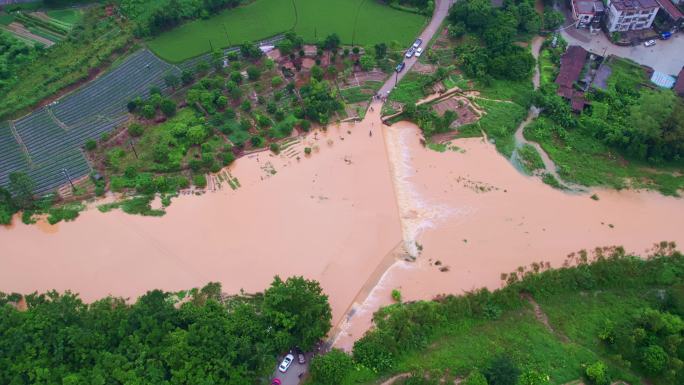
xmin=395 ymin=38 xmax=424 ymax=73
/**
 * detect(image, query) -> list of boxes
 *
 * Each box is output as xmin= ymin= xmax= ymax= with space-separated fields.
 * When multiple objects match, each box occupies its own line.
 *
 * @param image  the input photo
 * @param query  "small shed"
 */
xmin=650 ymin=71 xmax=676 ymax=88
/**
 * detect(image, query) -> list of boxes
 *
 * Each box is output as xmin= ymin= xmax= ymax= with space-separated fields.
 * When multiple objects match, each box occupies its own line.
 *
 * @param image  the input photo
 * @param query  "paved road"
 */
xmin=377 ymin=0 xmax=455 ymax=97
xmin=556 ymin=0 xmax=684 ymax=75
xmin=561 ymin=27 xmax=684 ymax=75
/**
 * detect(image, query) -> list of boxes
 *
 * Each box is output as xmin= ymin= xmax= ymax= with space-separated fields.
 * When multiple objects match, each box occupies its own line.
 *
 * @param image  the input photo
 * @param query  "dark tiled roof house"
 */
xmin=555 ymin=46 xmax=589 ymax=112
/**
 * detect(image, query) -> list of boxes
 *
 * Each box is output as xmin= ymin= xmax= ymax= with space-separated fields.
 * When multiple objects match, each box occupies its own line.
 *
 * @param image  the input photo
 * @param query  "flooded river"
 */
xmin=1 ymin=109 xmax=683 ymax=349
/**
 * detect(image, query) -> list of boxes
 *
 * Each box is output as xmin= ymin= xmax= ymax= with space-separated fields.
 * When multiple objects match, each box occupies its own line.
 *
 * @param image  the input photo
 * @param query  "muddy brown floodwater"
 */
xmin=2 ymin=110 xmax=684 ymax=351
xmin=0 ymin=108 xmax=403 ymax=326
xmin=332 ymin=121 xmax=684 ymax=350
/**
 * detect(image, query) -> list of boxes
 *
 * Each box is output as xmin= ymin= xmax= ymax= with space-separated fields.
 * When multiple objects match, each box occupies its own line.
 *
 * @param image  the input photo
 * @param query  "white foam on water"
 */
xmin=384 ymin=126 xmax=455 ymax=256
xmin=331 ymin=259 xmax=415 ymax=350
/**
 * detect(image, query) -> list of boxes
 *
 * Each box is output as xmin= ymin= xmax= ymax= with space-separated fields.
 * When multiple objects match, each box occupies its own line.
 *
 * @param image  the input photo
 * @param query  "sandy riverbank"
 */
xmin=0 ymin=114 xmax=402 ymax=326
xmin=332 ymin=122 xmax=684 ymax=350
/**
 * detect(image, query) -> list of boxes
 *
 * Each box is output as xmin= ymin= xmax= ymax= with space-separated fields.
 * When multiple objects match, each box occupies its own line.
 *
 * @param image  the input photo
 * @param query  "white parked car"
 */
xmin=415 ymin=47 xmax=423 ymax=57
xmin=644 ymin=39 xmax=656 ymax=47
xmin=278 ymin=354 xmax=294 ymax=373
xmin=405 ymin=47 xmax=416 ymax=58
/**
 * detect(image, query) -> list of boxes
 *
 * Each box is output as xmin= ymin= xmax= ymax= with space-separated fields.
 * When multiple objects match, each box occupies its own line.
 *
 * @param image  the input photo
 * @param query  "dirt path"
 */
xmin=521 ymin=293 xmax=569 ymax=342
xmin=380 ymin=373 xmax=410 ymax=385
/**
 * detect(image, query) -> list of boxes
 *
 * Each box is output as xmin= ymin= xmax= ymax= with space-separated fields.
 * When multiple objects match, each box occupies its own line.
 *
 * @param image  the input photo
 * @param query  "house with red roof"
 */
xmin=555 ymin=46 xmax=589 ymax=112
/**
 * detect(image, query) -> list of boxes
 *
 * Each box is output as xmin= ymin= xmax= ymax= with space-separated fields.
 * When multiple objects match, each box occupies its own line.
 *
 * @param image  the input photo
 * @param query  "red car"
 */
xmin=271 ymin=379 xmax=281 ymax=385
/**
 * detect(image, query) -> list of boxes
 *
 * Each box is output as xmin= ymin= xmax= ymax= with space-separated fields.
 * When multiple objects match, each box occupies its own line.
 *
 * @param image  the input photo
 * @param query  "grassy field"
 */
xmin=325 ymin=249 xmax=684 ymax=385
xmin=46 ymin=9 xmax=83 ymax=25
xmin=518 ymin=143 xmax=545 ymax=174
xmin=524 ymin=117 xmax=684 ymax=195
xmin=147 ymin=0 xmax=425 ymax=62
xmin=342 ymin=287 xmax=656 ymax=385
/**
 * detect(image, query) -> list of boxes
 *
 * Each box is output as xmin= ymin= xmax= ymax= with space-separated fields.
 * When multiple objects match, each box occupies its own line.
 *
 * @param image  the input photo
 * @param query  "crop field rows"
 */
xmin=2 ymin=49 xmax=181 ymax=194
xmin=0 ymin=122 xmax=29 ymax=189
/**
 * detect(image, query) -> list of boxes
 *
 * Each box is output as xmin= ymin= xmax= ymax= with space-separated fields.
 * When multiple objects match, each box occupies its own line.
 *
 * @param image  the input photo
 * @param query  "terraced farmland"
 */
xmin=1 ymin=49 xmax=181 ymax=194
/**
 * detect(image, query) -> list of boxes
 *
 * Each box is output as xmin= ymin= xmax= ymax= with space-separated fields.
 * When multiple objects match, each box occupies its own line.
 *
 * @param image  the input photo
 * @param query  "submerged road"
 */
xmin=377 ymin=0 xmax=455 ymax=98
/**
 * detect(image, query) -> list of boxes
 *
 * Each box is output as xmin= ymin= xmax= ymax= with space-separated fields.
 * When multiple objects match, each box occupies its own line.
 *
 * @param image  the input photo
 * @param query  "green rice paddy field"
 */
xmin=147 ymin=0 xmax=426 ymax=62
xmin=46 ymin=9 xmax=83 ymax=25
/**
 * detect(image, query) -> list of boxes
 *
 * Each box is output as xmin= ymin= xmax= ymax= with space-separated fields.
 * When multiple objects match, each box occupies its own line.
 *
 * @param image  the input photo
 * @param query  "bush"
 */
xmin=310 ymin=349 xmax=353 ymax=385
xmin=304 ymin=147 xmax=312 ymax=155
xmin=128 ymin=123 xmax=144 ymax=137
xmin=352 ymin=332 xmax=395 ymax=372
xmin=642 ymin=345 xmax=668 ymax=374
xmin=84 ymin=139 xmax=97 ymax=151
xmin=250 ymin=135 xmax=264 ymax=147
xmin=299 ymin=120 xmax=311 ymax=132
xmin=518 ymin=369 xmax=551 ymax=385
xmin=241 ymin=100 xmax=252 ymax=111
xmin=462 ymin=370 xmax=488 ymax=385
xmin=271 ymin=76 xmax=284 ymax=88
xmin=193 ymin=174 xmax=207 ymax=188
xmin=141 ymin=104 xmax=156 ymax=119
xmin=391 ymin=289 xmax=402 ymax=303
xmin=484 ymin=356 xmax=520 ymax=385
xmin=270 ymin=143 xmax=280 ymax=154
xmin=247 ymin=66 xmax=261 ymax=80
xmin=585 ymin=361 xmax=610 ymax=385
xmin=160 ymin=99 xmax=177 ymax=117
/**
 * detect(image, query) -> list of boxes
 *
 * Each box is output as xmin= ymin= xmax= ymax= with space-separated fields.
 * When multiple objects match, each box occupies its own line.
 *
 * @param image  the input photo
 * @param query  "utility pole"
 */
xmin=62 ymin=168 xmax=74 ymax=190
xmin=130 ymin=140 xmax=139 ymax=159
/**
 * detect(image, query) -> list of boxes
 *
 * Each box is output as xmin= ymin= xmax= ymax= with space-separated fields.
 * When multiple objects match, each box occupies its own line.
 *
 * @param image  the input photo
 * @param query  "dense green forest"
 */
xmin=0 ymin=30 xmax=39 ymax=89
xmin=304 ymin=243 xmax=684 ymax=385
xmin=448 ymin=0 xmax=537 ymax=82
xmin=0 ymin=276 xmax=331 ymax=385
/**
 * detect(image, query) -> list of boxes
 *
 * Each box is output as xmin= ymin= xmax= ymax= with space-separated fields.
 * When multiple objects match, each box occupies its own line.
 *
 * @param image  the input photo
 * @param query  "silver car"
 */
xmin=278 ymin=354 xmax=294 ymax=373
xmin=413 ymin=38 xmax=423 ymax=48
xmin=405 ymin=47 xmax=416 ymax=58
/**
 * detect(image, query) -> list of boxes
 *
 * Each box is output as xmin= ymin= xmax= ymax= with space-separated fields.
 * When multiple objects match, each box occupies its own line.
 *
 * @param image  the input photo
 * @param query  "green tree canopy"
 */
xmin=263 ymin=276 xmax=332 ymax=351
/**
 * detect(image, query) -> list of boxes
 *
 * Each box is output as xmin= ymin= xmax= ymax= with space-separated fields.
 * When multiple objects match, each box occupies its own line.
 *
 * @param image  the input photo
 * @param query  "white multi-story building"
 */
xmin=605 ymin=0 xmax=660 ymax=31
